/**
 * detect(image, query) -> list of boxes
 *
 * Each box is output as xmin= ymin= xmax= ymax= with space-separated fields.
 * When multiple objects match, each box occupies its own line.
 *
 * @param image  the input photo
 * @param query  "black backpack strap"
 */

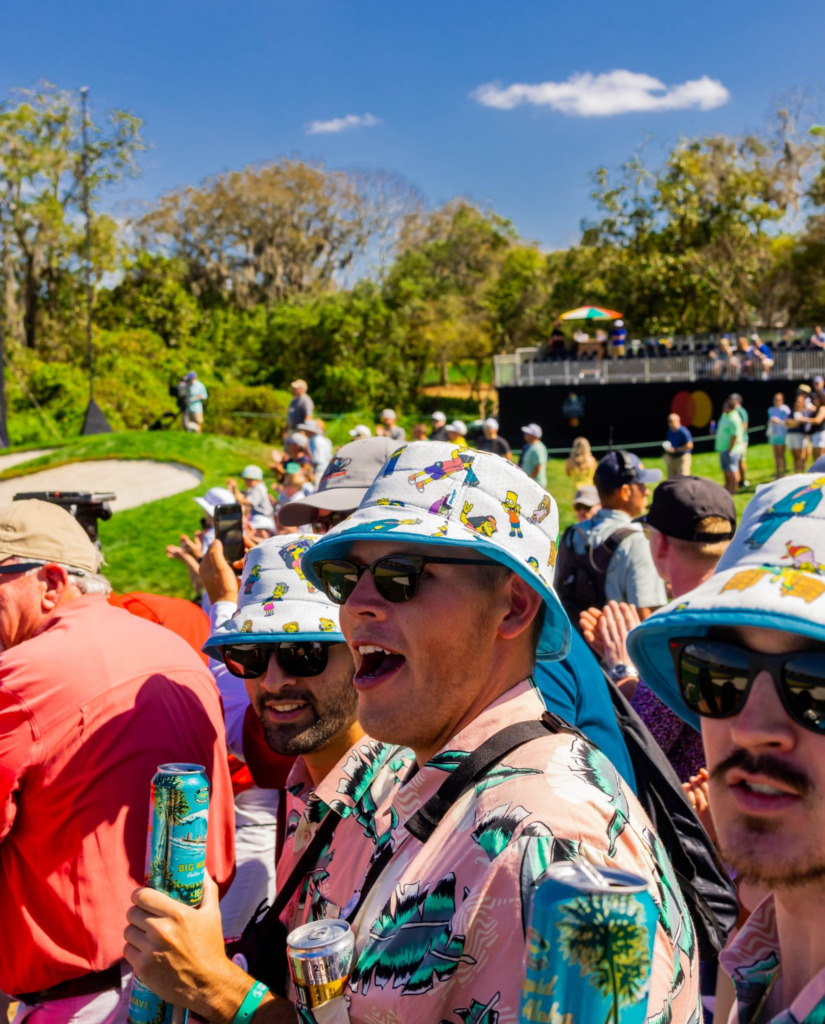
xmin=344 ymin=712 xmax=579 ymax=924
xmin=590 ymin=526 xmax=635 ymax=572
xmin=405 ymin=711 xmax=580 ymax=842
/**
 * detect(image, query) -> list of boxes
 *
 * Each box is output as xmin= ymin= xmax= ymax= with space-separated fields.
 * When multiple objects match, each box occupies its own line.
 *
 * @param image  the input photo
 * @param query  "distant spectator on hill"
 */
xmin=299 ymin=419 xmax=333 ymax=480
xmin=549 ymin=319 xmax=566 ymax=354
xmin=715 ymin=398 xmax=744 ymax=493
xmin=269 ymin=432 xmax=314 ymax=484
xmin=412 ymin=422 xmax=429 ymax=441
xmin=286 ymin=378 xmax=314 ymax=429
xmin=519 ymin=423 xmax=548 ymax=488
xmin=445 ymin=420 xmax=468 ymax=447
xmin=273 ymin=464 xmax=315 ymax=528
xmin=810 ymin=325 xmax=825 ymax=349
xmin=178 ymin=371 xmax=208 ymax=433
xmin=476 ymin=417 xmax=512 ymax=459
xmin=730 ymin=392 xmax=750 ymax=486
xmin=750 ymin=332 xmax=774 ymax=379
xmin=376 ymin=408 xmax=406 ymax=441
xmin=348 ymin=424 xmax=372 ymax=441
xmin=766 ymin=392 xmax=790 ymax=479
xmin=663 ymin=413 xmax=693 ymax=478
xmin=227 ymin=465 xmax=273 ymax=518
xmin=564 ymin=436 xmax=597 ymax=497
xmin=573 ymin=484 xmax=600 ymax=521
xmin=610 ymin=318 xmax=627 ymax=358
xmin=429 ymin=411 xmax=448 ymax=442
xmin=785 ymin=387 xmax=811 ymax=474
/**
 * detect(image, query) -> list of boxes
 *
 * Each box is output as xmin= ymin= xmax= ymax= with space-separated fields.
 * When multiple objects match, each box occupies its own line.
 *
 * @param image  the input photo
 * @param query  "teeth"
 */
xmin=270 ymin=703 xmax=304 ymax=712
xmin=357 ymin=645 xmax=393 ymax=656
xmin=744 ymin=781 xmax=786 ymax=795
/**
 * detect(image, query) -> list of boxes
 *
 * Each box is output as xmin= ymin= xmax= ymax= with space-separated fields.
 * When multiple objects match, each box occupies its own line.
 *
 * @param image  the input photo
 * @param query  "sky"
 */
xmin=3 ymin=0 xmax=825 ymax=253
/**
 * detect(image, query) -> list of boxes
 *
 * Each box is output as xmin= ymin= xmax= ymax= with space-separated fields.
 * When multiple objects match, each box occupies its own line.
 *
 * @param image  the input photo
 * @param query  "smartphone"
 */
xmin=214 ymin=503 xmax=245 ymax=564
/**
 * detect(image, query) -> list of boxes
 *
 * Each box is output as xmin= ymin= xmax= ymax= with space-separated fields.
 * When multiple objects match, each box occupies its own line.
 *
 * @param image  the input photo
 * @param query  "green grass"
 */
xmin=1 ymin=431 xmax=273 ymax=598
xmin=549 ymin=442 xmax=778 ymax=533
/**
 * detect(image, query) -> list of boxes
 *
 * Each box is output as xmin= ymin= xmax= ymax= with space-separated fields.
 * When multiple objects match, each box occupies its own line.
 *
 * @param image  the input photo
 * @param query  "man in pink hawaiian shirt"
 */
xmin=629 ymin=474 xmax=825 ymax=1024
xmin=125 ymin=444 xmax=700 ymax=1024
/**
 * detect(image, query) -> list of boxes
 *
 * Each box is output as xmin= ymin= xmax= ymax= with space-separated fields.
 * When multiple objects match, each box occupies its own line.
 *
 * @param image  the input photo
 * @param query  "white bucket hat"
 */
xmin=194 ymin=486 xmax=236 ymax=517
xmin=628 ymin=472 xmax=825 ymax=729
xmin=301 ymin=441 xmax=569 ymax=662
xmin=204 ymin=533 xmax=344 ymax=650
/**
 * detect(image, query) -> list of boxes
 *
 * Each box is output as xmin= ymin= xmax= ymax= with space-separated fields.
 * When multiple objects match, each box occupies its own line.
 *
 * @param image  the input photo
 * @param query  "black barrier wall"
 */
xmin=498 ymin=378 xmax=803 ymax=452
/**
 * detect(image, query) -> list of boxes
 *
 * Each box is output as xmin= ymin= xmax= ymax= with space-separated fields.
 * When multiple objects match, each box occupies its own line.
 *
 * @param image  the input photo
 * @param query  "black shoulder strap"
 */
xmin=344 ymin=711 xmax=579 ymax=925
xmin=590 ymin=526 xmax=635 ymax=572
xmin=405 ymin=711 xmax=581 ymax=842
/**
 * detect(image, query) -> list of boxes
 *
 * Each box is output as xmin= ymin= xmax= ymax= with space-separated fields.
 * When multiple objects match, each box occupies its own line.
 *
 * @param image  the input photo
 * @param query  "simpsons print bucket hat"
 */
xmin=628 ymin=472 xmax=825 ymax=729
xmin=204 ymin=533 xmax=343 ymax=650
xmin=301 ymin=440 xmax=570 ymax=662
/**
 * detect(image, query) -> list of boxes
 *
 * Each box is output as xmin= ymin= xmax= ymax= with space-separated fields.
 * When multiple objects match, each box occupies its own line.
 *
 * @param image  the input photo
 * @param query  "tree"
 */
xmin=139 ymin=160 xmax=417 ymax=308
xmin=0 ymin=82 xmax=144 ymax=351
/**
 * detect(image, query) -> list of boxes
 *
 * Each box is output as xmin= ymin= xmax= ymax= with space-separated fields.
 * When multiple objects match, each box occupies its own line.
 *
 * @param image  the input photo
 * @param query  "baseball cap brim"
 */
xmin=277 ymin=487 xmax=365 ymax=526
xmin=301 ymin=504 xmax=570 ymax=663
xmin=636 ymin=467 xmax=663 ymax=484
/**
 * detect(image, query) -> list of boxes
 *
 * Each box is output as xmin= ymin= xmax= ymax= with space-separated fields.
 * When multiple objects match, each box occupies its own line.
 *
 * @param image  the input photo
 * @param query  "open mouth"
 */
xmin=355 ymin=644 xmax=406 ymax=685
xmin=729 ymin=773 xmax=802 ymax=812
xmin=264 ymin=700 xmax=310 ymax=722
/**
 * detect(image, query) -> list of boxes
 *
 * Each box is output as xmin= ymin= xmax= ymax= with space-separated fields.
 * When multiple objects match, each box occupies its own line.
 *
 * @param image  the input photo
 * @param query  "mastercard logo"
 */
xmin=670 ymin=390 xmax=712 ymax=429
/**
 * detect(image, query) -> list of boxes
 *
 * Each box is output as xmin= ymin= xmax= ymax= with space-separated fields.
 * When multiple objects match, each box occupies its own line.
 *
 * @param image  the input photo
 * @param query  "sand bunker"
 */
xmin=0 ymin=459 xmax=204 ymax=511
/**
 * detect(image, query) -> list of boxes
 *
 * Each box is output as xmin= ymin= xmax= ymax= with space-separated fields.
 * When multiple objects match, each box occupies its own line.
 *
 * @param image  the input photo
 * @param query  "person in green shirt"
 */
xmin=714 ymin=398 xmax=744 ymax=494
xmin=519 ymin=422 xmax=548 ymax=489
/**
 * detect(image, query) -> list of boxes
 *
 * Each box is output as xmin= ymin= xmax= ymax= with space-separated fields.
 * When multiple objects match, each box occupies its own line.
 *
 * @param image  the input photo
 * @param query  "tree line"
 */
xmin=1 ymin=82 xmax=824 ymax=443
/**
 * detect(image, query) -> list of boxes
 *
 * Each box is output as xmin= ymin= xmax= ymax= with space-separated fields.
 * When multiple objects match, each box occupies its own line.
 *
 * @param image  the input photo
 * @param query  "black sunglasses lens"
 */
xmin=784 ymin=654 xmax=825 ymax=732
xmin=372 ymin=557 xmax=420 ymax=603
xmin=316 ymin=560 xmax=360 ymax=605
xmin=221 ymin=644 xmax=269 ymax=679
xmin=276 ymin=642 xmax=330 ymax=677
xmin=678 ymin=641 xmax=750 ymax=717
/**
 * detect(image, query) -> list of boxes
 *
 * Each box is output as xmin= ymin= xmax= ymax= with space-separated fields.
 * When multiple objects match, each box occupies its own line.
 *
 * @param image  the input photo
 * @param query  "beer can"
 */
xmin=520 ymin=861 xmax=658 ymax=1024
xmin=127 ymin=764 xmax=211 ymax=1024
xmin=286 ymin=920 xmax=355 ymax=1009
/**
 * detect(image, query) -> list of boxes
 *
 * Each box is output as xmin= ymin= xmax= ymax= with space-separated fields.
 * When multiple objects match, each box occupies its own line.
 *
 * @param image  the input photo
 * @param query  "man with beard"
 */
xmin=124 ymin=534 xmax=413 ymax=1020
xmin=629 ymin=472 xmax=825 ymax=1024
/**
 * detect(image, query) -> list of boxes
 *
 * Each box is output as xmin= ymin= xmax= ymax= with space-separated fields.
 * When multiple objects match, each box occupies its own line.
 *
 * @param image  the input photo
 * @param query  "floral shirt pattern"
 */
xmin=721 ymin=895 xmax=825 ymax=1024
xmin=302 ymin=680 xmax=700 ymax=1024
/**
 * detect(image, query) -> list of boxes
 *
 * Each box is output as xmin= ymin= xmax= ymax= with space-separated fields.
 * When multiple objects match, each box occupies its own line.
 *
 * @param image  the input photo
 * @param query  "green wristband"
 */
xmin=232 ymin=981 xmax=270 ymax=1024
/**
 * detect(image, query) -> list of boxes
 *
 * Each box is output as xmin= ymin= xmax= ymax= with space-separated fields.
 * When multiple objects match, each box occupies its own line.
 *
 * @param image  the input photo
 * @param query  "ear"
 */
xmin=619 ymin=483 xmax=633 ymax=504
xmin=39 ymin=563 xmax=72 ymax=612
xmin=498 ymin=573 xmax=543 ymax=642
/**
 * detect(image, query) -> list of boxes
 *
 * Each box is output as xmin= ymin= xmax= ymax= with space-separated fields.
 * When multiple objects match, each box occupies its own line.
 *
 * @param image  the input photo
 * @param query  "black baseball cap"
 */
xmin=637 ymin=476 xmax=736 ymax=542
xmin=594 ymin=450 xmax=662 ymax=492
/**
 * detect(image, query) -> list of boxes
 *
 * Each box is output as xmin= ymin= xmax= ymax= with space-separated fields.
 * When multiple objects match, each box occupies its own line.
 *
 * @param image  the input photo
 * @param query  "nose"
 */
xmin=338 ymin=565 xmax=388 ymax=628
xmin=729 ymin=671 xmax=797 ymax=753
xmin=256 ymin=651 xmax=296 ymax=693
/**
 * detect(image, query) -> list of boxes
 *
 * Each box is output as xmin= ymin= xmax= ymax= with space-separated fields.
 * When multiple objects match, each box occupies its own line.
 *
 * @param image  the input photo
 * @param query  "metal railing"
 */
xmin=495 ymin=332 xmax=825 ymax=388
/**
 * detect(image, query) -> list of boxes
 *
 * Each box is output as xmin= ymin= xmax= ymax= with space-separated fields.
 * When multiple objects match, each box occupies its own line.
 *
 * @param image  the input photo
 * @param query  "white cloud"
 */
xmin=471 ymin=70 xmax=729 ymax=117
xmin=306 ymin=113 xmax=381 ymax=135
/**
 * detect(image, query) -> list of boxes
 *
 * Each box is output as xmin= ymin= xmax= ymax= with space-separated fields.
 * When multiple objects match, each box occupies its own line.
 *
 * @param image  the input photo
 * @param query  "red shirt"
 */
xmin=0 ymin=595 xmax=236 ymax=996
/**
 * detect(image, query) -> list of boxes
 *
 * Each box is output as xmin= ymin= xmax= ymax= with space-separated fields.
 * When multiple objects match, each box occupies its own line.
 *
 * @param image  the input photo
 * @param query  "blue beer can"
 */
xmin=127 ymin=764 xmax=211 ymax=1024
xmin=521 ymin=861 xmax=658 ymax=1024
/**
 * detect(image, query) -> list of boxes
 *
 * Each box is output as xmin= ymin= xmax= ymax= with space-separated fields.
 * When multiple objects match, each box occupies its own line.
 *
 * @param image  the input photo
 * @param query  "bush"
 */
xmin=204 ymin=384 xmax=291 ymax=443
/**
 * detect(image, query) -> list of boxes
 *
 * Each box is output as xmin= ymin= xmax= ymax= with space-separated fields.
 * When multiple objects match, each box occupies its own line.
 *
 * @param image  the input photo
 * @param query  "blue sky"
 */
xmin=3 ymin=0 xmax=824 ymax=252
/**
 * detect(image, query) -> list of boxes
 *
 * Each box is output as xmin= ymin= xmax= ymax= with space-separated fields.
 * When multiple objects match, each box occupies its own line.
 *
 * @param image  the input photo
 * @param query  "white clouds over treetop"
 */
xmin=306 ymin=113 xmax=381 ymax=135
xmin=471 ymin=70 xmax=730 ymax=117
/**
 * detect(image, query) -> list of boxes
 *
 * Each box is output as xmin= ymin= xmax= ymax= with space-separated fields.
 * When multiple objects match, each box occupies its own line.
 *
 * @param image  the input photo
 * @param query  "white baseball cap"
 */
xmin=349 ymin=424 xmax=372 ymax=439
xmin=521 ymin=423 xmax=543 ymax=439
xmin=447 ymin=420 xmax=467 ymax=436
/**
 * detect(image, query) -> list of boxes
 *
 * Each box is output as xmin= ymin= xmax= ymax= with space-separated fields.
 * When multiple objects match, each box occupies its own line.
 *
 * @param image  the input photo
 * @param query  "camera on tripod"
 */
xmin=13 ymin=491 xmax=116 ymax=547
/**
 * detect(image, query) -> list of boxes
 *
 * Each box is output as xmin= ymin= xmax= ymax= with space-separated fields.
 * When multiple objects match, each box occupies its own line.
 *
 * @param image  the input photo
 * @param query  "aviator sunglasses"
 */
xmin=216 ymin=640 xmax=339 ymax=679
xmin=312 ymin=553 xmax=490 ymax=605
xmin=669 ymin=636 xmax=825 ymax=734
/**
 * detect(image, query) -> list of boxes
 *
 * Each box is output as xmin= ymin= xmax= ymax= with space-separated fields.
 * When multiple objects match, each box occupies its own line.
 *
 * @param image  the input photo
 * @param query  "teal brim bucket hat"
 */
xmin=204 ymin=532 xmax=344 ymax=651
xmin=300 ymin=441 xmax=571 ymax=662
xmin=628 ymin=472 xmax=825 ymax=730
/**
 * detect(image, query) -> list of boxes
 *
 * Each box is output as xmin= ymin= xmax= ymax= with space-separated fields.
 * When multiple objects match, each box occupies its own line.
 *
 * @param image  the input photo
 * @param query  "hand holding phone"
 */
xmin=213 ymin=503 xmax=245 ymax=565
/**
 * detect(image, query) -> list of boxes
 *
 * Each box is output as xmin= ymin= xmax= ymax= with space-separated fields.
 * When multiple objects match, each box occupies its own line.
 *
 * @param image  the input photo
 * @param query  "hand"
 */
xmin=124 ymin=874 xmax=247 ymax=1021
xmin=682 ymin=768 xmax=716 ymax=844
xmin=200 ymin=540 xmax=240 ymax=604
xmin=180 ymin=533 xmax=204 ymax=560
xmin=579 ymin=606 xmax=605 ymax=658
xmin=596 ymin=601 xmax=641 ymax=674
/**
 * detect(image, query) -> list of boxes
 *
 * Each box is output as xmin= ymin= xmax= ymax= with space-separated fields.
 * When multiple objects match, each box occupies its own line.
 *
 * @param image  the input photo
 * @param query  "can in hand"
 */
xmin=286 ymin=920 xmax=355 ymax=1010
xmin=521 ymin=861 xmax=658 ymax=1024
xmin=127 ymin=763 xmax=211 ymax=1024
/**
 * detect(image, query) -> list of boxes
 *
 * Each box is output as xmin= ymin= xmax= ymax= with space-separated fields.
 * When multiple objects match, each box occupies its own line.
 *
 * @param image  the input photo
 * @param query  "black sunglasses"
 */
xmin=216 ymin=641 xmax=339 ymax=679
xmin=669 ymin=637 xmax=825 ymax=734
xmin=312 ymin=554 xmax=490 ymax=605
xmin=0 ymin=562 xmax=86 ymax=577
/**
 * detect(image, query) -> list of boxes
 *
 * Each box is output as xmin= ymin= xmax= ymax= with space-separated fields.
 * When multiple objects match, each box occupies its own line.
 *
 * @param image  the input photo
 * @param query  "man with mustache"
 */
xmin=124 ymin=534 xmax=413 ymax=1018
xmin=629 ymin=472 xmax=825 ymax=1024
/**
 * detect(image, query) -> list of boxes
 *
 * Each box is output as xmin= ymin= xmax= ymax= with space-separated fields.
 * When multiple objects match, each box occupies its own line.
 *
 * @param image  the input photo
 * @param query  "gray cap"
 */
xmin=285 ymin=432 xmax=309 ymax=446
xmin=446 ymin=420 xmax=467 ymax=436
xmin=482 ymin=417 xmax=499 ymax=431
xmin=278 ymin=436 xmax=399 ymax=526
xmin=573 ymin=484 xmax=600 ymax=508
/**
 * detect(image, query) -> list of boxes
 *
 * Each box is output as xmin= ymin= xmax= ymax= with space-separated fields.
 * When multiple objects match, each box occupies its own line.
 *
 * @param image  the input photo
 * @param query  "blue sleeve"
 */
xmin=533 ymin=630 xmax=636 ymax=794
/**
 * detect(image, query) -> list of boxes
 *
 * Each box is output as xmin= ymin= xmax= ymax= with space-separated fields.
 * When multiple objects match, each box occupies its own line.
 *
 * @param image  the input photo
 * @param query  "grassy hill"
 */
xmin=0 ymin=430 xmax=778 ymax=598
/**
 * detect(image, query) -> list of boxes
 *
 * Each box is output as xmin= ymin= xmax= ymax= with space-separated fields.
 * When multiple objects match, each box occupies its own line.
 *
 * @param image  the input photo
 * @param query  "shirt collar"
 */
xmin=722 ymin=894 xmax=825 ymax=1024
xmin=594 ymin=508 xmax=632 ymax=524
